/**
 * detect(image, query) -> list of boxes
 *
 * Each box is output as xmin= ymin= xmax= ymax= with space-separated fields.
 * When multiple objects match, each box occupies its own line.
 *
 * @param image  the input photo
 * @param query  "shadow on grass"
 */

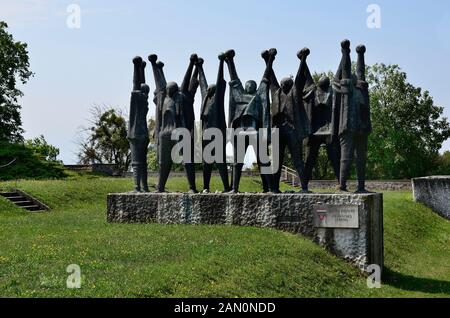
xmin=384 ymin=267 xmax=450 ymax=295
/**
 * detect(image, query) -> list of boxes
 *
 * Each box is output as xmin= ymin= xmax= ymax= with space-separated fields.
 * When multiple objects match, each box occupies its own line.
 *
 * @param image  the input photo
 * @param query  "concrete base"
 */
xmin=107 ymin=192 xmax=383 ymax=271
xmin=413 ymin=176 xmax=450 ymax=220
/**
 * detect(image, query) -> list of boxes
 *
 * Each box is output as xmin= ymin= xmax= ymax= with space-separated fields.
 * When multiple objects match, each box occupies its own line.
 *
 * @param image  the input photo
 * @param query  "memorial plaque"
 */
xmin=313 ymin=204 xmax=359 ymax=229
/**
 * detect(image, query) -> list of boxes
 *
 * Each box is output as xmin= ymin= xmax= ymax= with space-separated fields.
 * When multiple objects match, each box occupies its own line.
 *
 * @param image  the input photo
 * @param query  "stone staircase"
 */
xmin=0 ymin=189 xmax=49 ymax=212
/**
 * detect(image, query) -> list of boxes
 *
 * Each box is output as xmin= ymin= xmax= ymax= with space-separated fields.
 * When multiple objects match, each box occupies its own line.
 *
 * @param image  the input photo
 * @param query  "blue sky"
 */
xmin=1 ymin=0 xmax=450 ymax=163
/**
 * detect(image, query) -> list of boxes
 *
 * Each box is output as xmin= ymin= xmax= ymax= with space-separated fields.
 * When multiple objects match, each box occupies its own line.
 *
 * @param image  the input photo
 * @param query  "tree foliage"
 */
xmin=366 ymin=64 xmax=450 ymax=179
xmin=25 ymin=135 xmax=60 ymax=162
xmin=78 ymin=106 xmax=131 ymax=171
xmin=0 ymin=22 xmax=33 ymax=142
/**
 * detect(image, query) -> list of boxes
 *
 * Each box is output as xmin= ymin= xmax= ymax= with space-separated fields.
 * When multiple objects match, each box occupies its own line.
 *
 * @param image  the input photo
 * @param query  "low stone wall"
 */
xmin=413 ymin=176 xmax=450 ymax=220
xmin=107 ymin=192 xmax=383 ymax=271
xmin=308 ymin=180 xmax=411 ymax=191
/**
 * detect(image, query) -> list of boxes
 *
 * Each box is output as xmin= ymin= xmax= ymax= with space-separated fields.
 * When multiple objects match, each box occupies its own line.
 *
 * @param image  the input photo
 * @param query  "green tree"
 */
xmin=366 ymin=64 xmax=450 ymax=179
xmin=25 ymin=135 xmax=60 ymax=162
xmin=433 ymin=151 xmax=450 ymax=175
xmin=0 ymin=22 xmax=33 ymax=142
xmin=78 ymin=106 xmax=131 ymax=171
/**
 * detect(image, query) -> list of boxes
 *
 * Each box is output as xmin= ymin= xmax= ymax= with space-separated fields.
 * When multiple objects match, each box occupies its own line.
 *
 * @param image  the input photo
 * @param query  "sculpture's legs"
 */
xmin=304 ymin=136 xmax=322 ymax=191
xmin=217 ymin=163 xmax=230 ymax=192
xmin=326 ymin=138 xmax=341 ymax=181
xmin=231 ymin=163 xmax=244 ymax=193
xmin=132 ymin=163 xmax=142 ymax=192
xmin=202 ymin=163 xmax=213 ymax=192
xmin=259 ymin=168 xmax=273 ymax=193
xmin=272 ymin=137 xmax=287 ymax=193
xmin=355 ymin=132 xmax=369 ymax=193
xmin=339 ymin=132 xmax=354 ymax=191
xmin=285 ymin=128 xmax=307 ymax=191
xmin=141 ymin=138 xmax=150 ymax=192
xmin=157 ymin=133 xmax=173 ymax=192
xmin=130 ymin=140 xmax=144 ymax=192
xmin=184 ymin=163 xmax=197 ymax=193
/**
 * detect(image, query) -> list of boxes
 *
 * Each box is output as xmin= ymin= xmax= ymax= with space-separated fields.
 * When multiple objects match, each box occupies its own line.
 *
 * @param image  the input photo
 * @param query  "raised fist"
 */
xmin=225 ymin=49 xmax=235 ymax=60
xmin=341 ymin=39 xmax=351 ymax=50
xmin=156 ymin=61 xmax=164 ymax=69
xmin=218 ymin=52 xmax=226 ymax=61
xmin=261 ymin=50 xmax=269 ymax=61
xmin=190 ymin=54 xmax=198 ymax=63
xmin=133 ymin=56 xmax=142 ymax=65
xmin=297 ymin=47 xmax=310 ymax=60
xmin=197 ymin=57 xmax=204 ymax=65
xmin=356 ymin=44 xmax=366 ymax=54
xmin=148 ymin=54 xmax=158 ymax=63
xmin=268 ymin=48 xmax=277 ymax=57
xmin=141 ymin=61 xmax=147 ymax=68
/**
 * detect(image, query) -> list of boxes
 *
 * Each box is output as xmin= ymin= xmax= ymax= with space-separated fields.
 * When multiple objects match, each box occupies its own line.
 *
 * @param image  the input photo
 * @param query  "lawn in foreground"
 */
xmin=0 ymin=174 xmax=449 ymax=297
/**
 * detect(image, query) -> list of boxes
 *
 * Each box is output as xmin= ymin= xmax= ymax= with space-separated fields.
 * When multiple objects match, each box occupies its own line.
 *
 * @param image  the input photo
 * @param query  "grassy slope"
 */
xmin=0 ymin=174 xmax=449 ymax=298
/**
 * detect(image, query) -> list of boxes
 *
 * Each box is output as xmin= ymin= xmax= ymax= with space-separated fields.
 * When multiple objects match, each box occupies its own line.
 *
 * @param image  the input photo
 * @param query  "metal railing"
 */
xmin=0 ymin=158 xmax=17 ymax=169
xmin=282 ymin=165 xmax=300 ymax=187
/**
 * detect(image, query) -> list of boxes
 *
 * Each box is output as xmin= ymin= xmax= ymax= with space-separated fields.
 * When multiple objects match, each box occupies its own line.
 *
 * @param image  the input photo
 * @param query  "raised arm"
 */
xmin=356 ymin=45 xmax=367 ymax=84
xmin=189 ymin=63 xmax=199 ymax=96
xmin=196 ymin=58 xmax=208 ymax=100
xmin=262 ymin=50 xmax=280 ymax=97
xmin=262 ymin=48 xmax=277 ymax=83
xmin=148 ymin=54 xmax=165 ymax=92
xmin=216 ymin=53 xmax=226 ymax=90
xmin=181 ymin=54 xmax=198 ymax=93
xmin=132 ymin=56 xmax=143 ymax=91
xmin=224 ymin=49 xmax=239 ymax=81
xmin=156 ymin=61 xmax=167 ymax=88
xmin=334 ymin=40 xmax=352 ymax=82
xmin=295 ymin=48 xmax=310 ymax=94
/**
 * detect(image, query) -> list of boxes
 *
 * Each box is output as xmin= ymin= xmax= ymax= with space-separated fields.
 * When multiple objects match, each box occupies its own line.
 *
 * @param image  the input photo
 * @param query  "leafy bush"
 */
xmin=0 ymin=142 xmax=66 ymax=181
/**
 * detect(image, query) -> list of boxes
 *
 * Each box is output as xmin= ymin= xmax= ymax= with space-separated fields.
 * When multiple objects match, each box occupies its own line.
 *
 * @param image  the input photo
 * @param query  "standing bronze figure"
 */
xmin=128 ymin=56 xmax=150 ymax=192
xmin=148 ymin=54 xmax=200 ymax=193
xmin=196 ymin=54 xmax=230 ymax=192
xmin=332 ymin=40 xmax=372 ymax=193
xmin=302 ymin=54 xmax=340 ymax=191
xmin=225 ymin=49 xmax=276 ymax=193
xmin=263 ymin=48 xmax=311 ymax=193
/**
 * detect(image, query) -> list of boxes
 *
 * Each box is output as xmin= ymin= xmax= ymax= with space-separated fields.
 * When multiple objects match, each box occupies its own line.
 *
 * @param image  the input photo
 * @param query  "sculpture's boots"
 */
xmin=132 ymin=163 xmax=142 ymax=192
xmin=142 ymin=166 xmax=149 ymax=192
xmin=339 ymin=159 xmax=352 ymax=192
xmin=356 ymin=155 xmax=367 ymax=193
xmin=294 ymin=162 xmax=308 ymax=192
xmin=184 ymin=163 xmax=198 ymax=193
xmin=157 ymin=161 xmax=171 ymax=192
xmin=217 ymin=163 xmax=231 ymax=192
xmin=203 ymin=163 xmax=213 ymax=192
xmin=231 ymin=163 xmax=244 ymax=193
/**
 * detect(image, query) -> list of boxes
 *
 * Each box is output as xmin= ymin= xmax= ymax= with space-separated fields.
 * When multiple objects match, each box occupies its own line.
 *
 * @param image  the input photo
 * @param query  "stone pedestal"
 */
xmin=413 ymin=176 xmax=450 ymax=220
xmin=107 ymin=193 xmax=383 ymax=271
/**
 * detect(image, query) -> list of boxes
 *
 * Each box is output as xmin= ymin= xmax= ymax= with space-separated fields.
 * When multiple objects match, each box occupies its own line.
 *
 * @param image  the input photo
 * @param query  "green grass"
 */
xmin=0 ymin=173 xmax=449 ymax=298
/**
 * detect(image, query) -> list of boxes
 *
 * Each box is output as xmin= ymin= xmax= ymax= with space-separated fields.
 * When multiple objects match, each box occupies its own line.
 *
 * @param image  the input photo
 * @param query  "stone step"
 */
xmin=0 ymin=190 xmax=49 ymax=212
xmin=0 ymin=192 xmax=18 ymax=198
xmin=15 ymin=201 xmax=35 ymax=207
xmin=8 ymin=196 xmax=27 ymax=202
xmin=22 ymin=205 xmax=44 ymax=212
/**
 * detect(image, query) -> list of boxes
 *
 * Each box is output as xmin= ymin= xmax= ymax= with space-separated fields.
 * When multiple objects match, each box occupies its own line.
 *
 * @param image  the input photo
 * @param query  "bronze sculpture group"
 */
xmin=128 ymin=40 xmax=372 ymax=194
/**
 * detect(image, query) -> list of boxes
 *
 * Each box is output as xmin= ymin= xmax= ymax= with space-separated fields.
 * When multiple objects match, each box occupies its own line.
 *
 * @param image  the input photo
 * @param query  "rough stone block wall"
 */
xmin=107 ymin=193 xmax=383 ymax=271
xmin=413 ymin=176 xmax=450 ymax=220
